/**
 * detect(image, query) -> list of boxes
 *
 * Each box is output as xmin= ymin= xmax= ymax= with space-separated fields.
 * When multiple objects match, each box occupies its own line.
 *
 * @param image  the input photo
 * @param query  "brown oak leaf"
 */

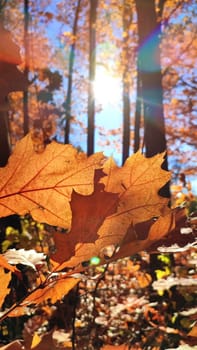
xmin=0 ymin=134 xmax=104 ymax=229
xmin=7 ymin=277 xmax=79 ymax=317
xmin=98 ymin=210 xmax=175 ymax=263
xmin=52 ymin=152 xmax=171 ymax=270
xmin=148 ymin=208 xmax=196 ymax=252
xmin=52 ymin=179 xmax=119 ymax=266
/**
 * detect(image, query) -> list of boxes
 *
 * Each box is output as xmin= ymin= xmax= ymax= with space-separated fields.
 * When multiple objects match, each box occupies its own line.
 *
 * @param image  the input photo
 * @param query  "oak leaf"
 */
xmin=100 ymin=151 xmax=170 ymax=222
xmin=52 ymin=152 xmax=171 ymax=270
xmin=4 ymin=276 xmax=79 ymax=318
xmin=0 ymin=134 xmax=104 ymax=229
xmin=6 ymin=276 xmax=80 ymax=318
xmin=0 ymin=254 xmax=21 ymax=276
xmin=0 ymin=268 xmax=11 ymax=308
xmin=148 ymin=208 xmax=196 ymax=253
xmin=52 ymin=178 xmax=119 ymax=266
xmin=100 ymin=210 xmax=175 ymax=263
xmin=24 ymin=277 xmax=79 ymax=305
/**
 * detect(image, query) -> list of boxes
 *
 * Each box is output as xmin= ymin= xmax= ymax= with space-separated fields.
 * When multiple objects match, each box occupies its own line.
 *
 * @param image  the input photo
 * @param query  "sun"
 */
xmin=93 ymin=66 xmax=121 ymax=106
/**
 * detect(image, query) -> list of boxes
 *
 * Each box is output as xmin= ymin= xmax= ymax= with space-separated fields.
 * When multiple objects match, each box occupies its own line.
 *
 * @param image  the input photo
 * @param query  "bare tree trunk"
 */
xmin=23 ymin=0 xmax=29 ymax=135
xmin=135 ymin=0 xmax=171 ymax=282
xmin=134 ymin=74 xmax=142 ymax=153
xmin=87 ymin=0 xmax=98 ymax=156
xmin=0 ymin=102 xmax=10 ymax=167
xmin=135 ymin=0 xmax=169 ymax=197
xmin=135 ymin=0 xmax=167 ymax=156
xmin=64 ymin=0 xmax=81 ymax=144
xmin=122 ymin=0 xmax=132 ymax=164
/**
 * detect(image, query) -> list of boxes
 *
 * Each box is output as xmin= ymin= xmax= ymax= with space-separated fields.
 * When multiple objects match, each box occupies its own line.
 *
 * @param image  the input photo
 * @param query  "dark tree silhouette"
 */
xmin=87 ymin=0 xmax=98 ymax=156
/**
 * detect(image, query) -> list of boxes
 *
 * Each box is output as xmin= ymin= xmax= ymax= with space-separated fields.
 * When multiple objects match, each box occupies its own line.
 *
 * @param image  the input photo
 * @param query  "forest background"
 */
xmin=0 ymin=0 xmax=197 ymax=349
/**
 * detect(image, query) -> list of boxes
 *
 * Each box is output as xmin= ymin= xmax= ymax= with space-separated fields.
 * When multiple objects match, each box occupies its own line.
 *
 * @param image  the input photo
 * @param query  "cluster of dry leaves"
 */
xmin=0 ymin=134 xmax=196 ymax=349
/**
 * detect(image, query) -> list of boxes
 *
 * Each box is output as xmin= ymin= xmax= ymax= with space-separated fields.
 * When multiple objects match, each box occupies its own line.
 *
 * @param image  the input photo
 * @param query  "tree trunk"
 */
xmin=23 ymin=0 xmax=29 ymax=135
xmin=122 ymin=0 xmax=132 ymax=164
xmin=0 ymin=102 xmax=10 ymax=167
xmin=64 ymin=0 xmax=81 ymax=144
xmin=87 ymin=0 xmax=98 ymax=156
xmin=135 ymin=0 xmax=167 ymax=157
xmin=134 ymin=74 xmax=142 ymax=153
xmin=135 ymin=0 xmax=169 ymax=197
xmin=135 ymin=0 xmax=171 ymax=284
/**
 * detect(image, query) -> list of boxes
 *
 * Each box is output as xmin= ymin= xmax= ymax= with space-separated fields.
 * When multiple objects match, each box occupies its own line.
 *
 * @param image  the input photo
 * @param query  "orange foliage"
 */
xmin=0 ymin=255 xmax=21 ymax=276
xmin=52 ymin=151 xmax=171 ymax=270
xmin=0 ymin=134 xmax=104 ymax=228
xmin=6 ymin=277 xmax=80 ymax=317
xmin=0 ymin=134 xmax=195 ymax=325
xmin=22 ymin=276 xmax=79 ymax=305
xmin=0 ymin=268 xmax=11 ymax=308
xmin=0 ymin=135 xmax=171 ymax=273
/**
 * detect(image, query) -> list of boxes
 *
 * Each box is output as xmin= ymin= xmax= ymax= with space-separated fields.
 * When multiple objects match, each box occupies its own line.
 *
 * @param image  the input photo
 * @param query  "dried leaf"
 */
xmin=52 ymin=179 xmax=119 ymax=265
xmin=0 ymin=254 xmax=21 ymax=275
xmin=31 ymin=333 xmax=41 ymax=349
xmin=0 ymin=340 xmax=24 ymax=350
xmin=53 ymin=330 xmax=72 ymax=347
xmin=136 ymin=272 xmax=152 ymax=288
xmin=0 ymin=268 xmax=11 ymax=308
xmin=111 ymin=211 xmax=174 ymax=262
xmin=149 ymin=208 xmax=196 ymax=252
xmin=0 ymin=134 xmax=104 ymax=228
xmin=22 ymin=277 xmax=79 ymax=306
xmin=101 ymin=151 xmax=170 ymax=221
xmin=4 ymin=276 xmax=79 ymax=318
xmin=52 ymin=152 xmax=171 ymax=270
xmin=24 ymin=330 xmax=61 ymax=350
xmin=188 ymin=324 xmax=197 ymax=337
xmin=7 ymin=306 xmax=31 ymax=318
xmin=3 ymin=249 xmax=46 ymax=270
xmin=152 ymin=276 xmax=197 ymax=291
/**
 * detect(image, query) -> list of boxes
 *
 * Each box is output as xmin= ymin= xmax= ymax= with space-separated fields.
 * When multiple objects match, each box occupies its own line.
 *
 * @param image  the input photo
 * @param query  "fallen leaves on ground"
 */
xmin=24 ymin=331 xmax=62 ymax=350
xmin=101 ymin=345 xmax=129 ymax=350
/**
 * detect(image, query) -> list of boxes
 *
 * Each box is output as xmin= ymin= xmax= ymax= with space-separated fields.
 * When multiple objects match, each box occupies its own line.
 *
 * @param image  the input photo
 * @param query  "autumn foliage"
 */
xmin=0 ymin=134 xmax=196 ymax=349
xmin=0 ymin=133 xmax=171 ymax=272
xmin=0 ymin=0 xmax=196 ymax=348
